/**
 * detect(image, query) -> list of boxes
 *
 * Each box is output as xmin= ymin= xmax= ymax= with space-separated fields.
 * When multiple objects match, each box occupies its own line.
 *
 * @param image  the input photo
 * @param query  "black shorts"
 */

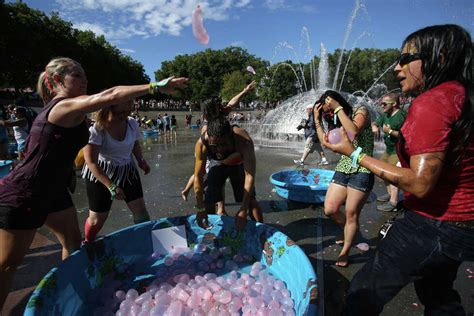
xmin=0 ymin=191 xmax=74 ymax=230
xmin=204 ymin=164 xmax=256 ymax=205
xmin=85 ymin=168 xmax=144 ymax=213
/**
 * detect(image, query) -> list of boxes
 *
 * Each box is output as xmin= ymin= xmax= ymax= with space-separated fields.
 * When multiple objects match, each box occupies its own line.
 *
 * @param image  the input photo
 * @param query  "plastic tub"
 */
xmin=270 ymin=168 xmax=335 ymax=204
xmin=0 ymin=160 xmax=13 ymax=178
xmin=25 ymin=215 xmax=318 ymax=315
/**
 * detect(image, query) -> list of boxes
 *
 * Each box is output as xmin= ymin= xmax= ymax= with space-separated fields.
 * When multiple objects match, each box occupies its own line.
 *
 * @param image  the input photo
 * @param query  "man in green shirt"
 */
xmin=372 ymin=93 xmax=407 ymax=211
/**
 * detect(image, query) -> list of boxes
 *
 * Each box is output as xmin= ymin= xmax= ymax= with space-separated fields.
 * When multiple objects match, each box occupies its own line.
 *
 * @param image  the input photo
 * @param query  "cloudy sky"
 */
xmin=11 ymin=0 xmax=473 ymax=79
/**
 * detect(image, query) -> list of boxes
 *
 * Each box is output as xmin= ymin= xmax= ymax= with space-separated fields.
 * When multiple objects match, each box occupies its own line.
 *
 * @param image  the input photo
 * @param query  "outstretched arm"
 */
xmin=0 ymin=118 xmax=27 ymax=128
xmin=49 ymin=77 xmax=188 ymax=127
xmin=222 ymin=81 xmax=256 ymax=115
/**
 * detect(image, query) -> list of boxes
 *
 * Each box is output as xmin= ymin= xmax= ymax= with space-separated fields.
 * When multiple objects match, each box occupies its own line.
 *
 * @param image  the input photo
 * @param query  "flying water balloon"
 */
xmin=192 ymin=5 xmax=209 ymax=45
xmin=246 ymin=65 xmax=256 ymax=75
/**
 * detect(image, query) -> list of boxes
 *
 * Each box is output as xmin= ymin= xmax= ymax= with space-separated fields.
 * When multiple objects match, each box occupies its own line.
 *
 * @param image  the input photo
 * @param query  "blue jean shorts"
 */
xmin=331 ymin=170 xmax=374 ymax=193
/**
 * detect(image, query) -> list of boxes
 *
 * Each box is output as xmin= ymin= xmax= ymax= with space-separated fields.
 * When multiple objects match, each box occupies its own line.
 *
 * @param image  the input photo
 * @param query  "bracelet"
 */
xmin=388 ymin=129 xmax=393 ymax=136
xmin=149 ymin=82 xmax=160 ymax=95
xmin=357 ymin=153 xmax=366 ymax=164
xmin=350 ymin=147 xmax=363 ymax=167
xmin=108 ymin=183 xmax=117 ymax=200
xmin=334 ymin=106 xmax=343 ymax=115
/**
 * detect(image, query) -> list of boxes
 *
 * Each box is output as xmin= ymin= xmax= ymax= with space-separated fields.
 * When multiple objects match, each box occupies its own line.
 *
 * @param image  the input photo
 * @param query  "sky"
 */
xmin=10 ymin=0 xmax=474 ymax=79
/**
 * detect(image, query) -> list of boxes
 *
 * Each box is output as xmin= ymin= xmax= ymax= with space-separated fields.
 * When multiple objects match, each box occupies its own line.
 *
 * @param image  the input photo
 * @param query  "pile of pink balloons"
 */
xmin=94 ymin=244 xmax=296 ymax=316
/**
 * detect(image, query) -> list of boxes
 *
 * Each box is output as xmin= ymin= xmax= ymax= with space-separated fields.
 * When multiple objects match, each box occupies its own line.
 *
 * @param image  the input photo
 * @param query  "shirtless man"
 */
xmin=194 ymin=117 xmax=263 ymax=230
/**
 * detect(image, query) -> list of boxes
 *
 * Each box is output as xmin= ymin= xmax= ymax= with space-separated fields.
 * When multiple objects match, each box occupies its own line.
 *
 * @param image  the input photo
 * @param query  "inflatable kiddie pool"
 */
xmin=25 ymin=215 xmax=318 ymax=315
xmin=0 ymin=160 xmax=13 ymax=178
xmin=270 ymin=168 xmax=335 ymax=204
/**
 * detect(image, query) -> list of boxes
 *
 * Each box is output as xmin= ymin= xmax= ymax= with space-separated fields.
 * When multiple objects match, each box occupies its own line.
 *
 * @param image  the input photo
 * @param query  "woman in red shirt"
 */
xmin=324 ymin=24 xmax=473 ymax=315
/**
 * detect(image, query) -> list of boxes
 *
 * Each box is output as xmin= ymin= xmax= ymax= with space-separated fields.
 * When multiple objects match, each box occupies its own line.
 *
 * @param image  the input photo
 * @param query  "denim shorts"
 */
xmin=331 ymin=170 xmax=374 ymax=193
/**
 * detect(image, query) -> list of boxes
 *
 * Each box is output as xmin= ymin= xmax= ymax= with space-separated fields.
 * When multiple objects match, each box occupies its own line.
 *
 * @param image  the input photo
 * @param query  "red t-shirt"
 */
xmin=398 ymin=81 xmax=474 ymax=221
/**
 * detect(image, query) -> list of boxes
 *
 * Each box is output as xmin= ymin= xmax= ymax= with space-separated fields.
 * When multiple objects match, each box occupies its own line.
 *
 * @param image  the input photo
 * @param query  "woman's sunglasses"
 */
xmin=397 ymin=53 xmax=421 ymax=66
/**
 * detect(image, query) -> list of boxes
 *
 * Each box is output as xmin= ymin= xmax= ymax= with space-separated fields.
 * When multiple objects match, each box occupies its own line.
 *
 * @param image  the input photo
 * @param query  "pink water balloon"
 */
xmin=192 ymin=5 xmax=209 ymax=45
xmin=328 ymin=128 xmax=355 ymax=144
xmin=246 ymin=66 xmax=256 ymax=75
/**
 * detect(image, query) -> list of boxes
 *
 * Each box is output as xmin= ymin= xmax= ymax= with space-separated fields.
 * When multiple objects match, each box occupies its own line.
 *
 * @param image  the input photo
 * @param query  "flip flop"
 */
xmin=336 ymin=254 xmax=349 ymax=268
xmin=335 ymin=235 xmax=344 ymax=245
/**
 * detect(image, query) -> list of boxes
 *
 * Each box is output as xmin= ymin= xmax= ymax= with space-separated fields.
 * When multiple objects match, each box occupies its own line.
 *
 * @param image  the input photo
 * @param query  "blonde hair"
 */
xmin=94 ymin=106 xmax=114 ymax=130
xmin=37 ymin=57 xmax=82 ymax=104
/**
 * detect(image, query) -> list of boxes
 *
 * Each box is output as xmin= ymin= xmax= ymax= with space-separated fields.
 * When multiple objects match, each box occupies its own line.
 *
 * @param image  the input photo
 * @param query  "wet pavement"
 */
xmin=4 ymin=112 xmax=474 ymax=315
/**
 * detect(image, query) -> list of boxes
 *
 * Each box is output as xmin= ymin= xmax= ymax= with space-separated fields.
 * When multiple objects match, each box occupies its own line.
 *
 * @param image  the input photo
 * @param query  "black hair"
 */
xmin=316 ymin=90 xmax=353 ymax=132
xmin=202 ymin=97 xmax=223 ymax=121
xmin=207 ymin=118 xmax=231 ymax=138
xmin=404 ymin=24 xmax=472 ymax=164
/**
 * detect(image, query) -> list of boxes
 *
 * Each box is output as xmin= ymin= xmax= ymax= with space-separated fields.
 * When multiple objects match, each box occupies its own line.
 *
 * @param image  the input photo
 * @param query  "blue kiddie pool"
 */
xmin=25 ymin=215 xmax=318 ymax=316
xmin=0 ymin=160 xmax=13 ymax=178
xmin=142 ymin=129 xmax=159 ymax=137
xmin=270 ymin=168 xmax=335 ymax=204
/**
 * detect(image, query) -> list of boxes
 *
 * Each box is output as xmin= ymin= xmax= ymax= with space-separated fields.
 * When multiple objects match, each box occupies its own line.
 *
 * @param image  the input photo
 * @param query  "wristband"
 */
xmin=350 ymin=147 xmax=363 ymax=168
xmin=149 ymin=77 xmax=173 ymax=95
xmin=333 ymin=106 xmax=343 ymax=125
xmin=196 ymin=207 xmax=207 ymax=213
xmin=357 ymin=153 xmax=366 ymax=164
xmin=334 ymin=106 xmax=343 ymax=115
xmin=108 ymin=183 xmax=117 ymax=200
xmin=388 ymin=129 xmax=393 ymax=136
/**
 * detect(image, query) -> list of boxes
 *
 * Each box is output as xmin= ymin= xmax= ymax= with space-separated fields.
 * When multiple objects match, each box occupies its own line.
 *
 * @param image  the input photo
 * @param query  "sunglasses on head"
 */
xmin=381 ymin=101 xmax=396 ymax=106
xmin=397 ymin=53 xmax=421 ymax=66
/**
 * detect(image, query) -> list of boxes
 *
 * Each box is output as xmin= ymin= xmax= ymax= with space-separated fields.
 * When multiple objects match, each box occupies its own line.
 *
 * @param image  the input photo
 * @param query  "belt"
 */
xmin=446 ymin=220 xmax=474 ymax=231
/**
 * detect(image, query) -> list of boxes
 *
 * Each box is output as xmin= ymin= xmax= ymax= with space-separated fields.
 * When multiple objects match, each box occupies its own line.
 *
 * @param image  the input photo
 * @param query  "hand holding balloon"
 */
xmin=322 ymin=127 xmax=356 ymax=157
xmin=192 ymin=5 xmax=209 ymax=45
xmin=328 ymin=128 xmax=354 ymax=144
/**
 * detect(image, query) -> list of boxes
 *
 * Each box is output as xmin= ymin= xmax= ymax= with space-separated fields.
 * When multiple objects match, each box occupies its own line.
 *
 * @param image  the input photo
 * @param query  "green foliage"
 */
xmin=155 ymin=47 xmax=268 ymax=103
xmin=0 ymin=2 xmax=148 ymax=93
xmin=220 ymin=70 xmax=255 ymax=103
xmin=258 ymin=61 xmax=299 ymax=103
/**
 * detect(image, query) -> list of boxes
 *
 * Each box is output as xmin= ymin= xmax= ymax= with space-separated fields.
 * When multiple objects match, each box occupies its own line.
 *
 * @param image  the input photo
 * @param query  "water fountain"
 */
xmin=243 ymin=0 xmax=389 ymax=154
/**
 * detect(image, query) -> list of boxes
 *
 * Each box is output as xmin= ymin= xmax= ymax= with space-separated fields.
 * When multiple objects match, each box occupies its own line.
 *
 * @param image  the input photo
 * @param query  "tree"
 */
xmin=220 ymin=70 xmax=255 ymax=104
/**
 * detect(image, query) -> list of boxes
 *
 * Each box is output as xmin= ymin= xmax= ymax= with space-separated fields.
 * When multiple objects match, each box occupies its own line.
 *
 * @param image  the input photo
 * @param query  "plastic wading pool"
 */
xmin=270 ymin=168 xmax=335 ymax=204
xmin=24 ymin=215 xmax=318 ymax=315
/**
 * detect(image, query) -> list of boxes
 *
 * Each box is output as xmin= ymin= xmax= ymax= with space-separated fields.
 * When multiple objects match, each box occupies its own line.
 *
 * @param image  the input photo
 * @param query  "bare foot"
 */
xmin=336 ymin=254 xmax=349 ymax=268
xmin=181 ymin=190 xmax=189 ymax=201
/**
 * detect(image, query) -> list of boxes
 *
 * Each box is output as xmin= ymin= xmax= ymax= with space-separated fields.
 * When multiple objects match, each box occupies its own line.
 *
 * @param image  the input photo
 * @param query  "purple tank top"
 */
xmin=0 ymin=98 xmax=89 ymax=207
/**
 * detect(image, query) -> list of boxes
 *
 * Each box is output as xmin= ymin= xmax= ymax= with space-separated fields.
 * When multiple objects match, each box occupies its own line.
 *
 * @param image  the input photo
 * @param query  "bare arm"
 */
xmin=222 ymin=81 xmax=256 ymax=115
xmin=132 ymin=140 xmax=150 ymax=175
xmin=0 ymin=118 xmax=27 ymax=128
xmin=337 ymin=107 xmax=369 ymax=136
xmin=83 ymin=144 xmax=114 ymax=189
xmin=235 ymin=129 xmax=256 ymax=212
xmin=322 ymin=128 xmax=446 ymax=198
xmin=49 ymin=77 xmax=188 ymax=127
xmin=193 ymin=139 xmax=207 ymax=208
xmin=359 ymin=152 xmax=445 ymax=198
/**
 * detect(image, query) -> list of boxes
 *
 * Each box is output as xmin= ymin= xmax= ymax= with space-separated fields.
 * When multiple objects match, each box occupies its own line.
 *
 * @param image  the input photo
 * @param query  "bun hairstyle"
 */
xmin=316 ymin=90 xmax=352 ymax=132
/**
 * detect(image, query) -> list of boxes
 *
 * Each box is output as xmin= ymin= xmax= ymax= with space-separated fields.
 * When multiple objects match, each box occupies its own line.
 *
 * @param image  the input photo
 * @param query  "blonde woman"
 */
xmin=82 ymin=101 xmax=150 ymax=243
xmin=0 ymin=57 xmax=187 ymax=310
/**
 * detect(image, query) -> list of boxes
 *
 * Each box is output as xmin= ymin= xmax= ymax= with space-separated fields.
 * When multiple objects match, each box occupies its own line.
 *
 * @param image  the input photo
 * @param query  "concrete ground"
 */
xmin=3 ymin=114 xmax=473 ymax=315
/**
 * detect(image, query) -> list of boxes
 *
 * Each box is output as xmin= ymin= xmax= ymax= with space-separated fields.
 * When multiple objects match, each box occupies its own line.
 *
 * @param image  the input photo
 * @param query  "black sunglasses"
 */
xmin=397 ymin=53 xmax=421 ymax=66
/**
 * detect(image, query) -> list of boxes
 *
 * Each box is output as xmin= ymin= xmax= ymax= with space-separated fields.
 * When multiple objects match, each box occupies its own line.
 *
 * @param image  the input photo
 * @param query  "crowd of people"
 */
xmin=0 ymin=24 xmax=472 ymax=315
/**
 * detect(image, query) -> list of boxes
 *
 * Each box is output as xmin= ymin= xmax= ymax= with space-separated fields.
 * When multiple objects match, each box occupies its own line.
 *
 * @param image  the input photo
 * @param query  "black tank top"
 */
xmin=0 ymin=98 xmax=90 ymax=207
